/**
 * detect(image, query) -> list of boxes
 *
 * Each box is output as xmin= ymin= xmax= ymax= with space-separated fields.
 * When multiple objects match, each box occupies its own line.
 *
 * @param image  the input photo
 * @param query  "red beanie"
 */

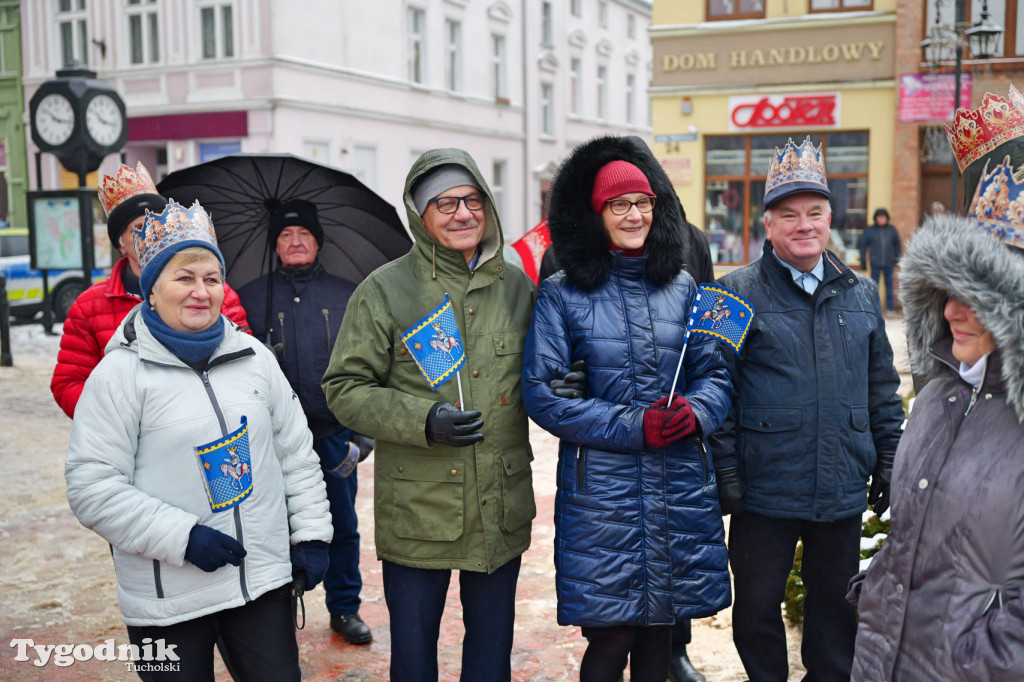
xmin=591 ymin=160 xmax=655 ymax=214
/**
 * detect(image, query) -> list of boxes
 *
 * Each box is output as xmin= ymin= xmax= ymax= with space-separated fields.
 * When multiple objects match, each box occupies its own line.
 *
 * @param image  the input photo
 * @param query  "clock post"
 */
xmin=27 ymin=62 xmax=128 ymax=332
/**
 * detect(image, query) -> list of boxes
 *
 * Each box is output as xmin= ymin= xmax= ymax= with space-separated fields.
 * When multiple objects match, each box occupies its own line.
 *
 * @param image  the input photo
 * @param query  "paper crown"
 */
xmin=964 ymin=157 xmax=1024 ymax=250
xmin=133 ymin=199 xmax=219 ymax=272
xmin=944 ymin=86 xmax=1024 ymax=174
xmin=763 ymin=136 xmax=830 ymax=209
xmin=98 ymin=162 xmax=159 ymax=216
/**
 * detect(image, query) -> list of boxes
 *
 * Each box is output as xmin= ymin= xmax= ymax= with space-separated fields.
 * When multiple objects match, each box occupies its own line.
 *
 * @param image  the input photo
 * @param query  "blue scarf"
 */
xmin=142 ymin=304 xmax=225 ymax=364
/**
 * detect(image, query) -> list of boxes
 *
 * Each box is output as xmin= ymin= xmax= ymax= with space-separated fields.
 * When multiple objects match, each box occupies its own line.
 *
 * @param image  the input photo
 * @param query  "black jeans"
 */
xmin=125 ymin=585 xmax=299 ymax=682
xmin=729 ymin=511 xmax=861 ymax=682
xmin=581 ymin=624 xmax=672 ymax=682
xmin=381 ymin=556 xmax=520 ymax=682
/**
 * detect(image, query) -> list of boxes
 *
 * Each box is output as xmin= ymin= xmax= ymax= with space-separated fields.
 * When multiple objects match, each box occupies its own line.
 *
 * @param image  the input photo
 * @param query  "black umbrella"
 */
xmin=156 ymin=153 xmax=411 ymax=290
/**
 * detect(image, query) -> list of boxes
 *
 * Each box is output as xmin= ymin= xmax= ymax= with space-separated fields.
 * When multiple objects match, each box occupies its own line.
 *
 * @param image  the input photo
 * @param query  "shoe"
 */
xmin=330 ymin=612 xmax=373 ymax=645
xmin=667 ymin=650 xmax=707 ymax=682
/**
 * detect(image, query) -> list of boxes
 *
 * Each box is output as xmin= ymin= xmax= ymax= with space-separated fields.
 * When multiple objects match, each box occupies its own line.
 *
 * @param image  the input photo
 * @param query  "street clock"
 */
xmin=28 ymin=62 xmax=128 ymax=180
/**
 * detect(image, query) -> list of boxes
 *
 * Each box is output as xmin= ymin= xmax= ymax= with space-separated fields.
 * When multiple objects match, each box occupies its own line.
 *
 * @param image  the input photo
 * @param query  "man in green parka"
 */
xmin=322 ymin=149 xmax=536 ymax=681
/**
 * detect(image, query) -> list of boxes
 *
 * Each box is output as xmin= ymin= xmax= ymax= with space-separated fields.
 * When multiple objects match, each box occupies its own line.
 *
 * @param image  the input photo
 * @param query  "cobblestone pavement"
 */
xmin=0 ymin=316 xmax=910 ymax=680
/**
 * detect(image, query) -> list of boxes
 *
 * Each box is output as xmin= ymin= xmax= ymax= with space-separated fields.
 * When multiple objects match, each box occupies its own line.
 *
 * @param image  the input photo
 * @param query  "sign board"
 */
xmin=661 ymin=158 xmax=693 ymax=187
xmin=655 ymin=133 xmax=699 ymax=143
xmin=899 ymin=73 xmax=973 ymax=122
xmin=27 ymin=189 xmax=96 ymax=273
xmin=729 ymin=93 xmax=840 ymax=131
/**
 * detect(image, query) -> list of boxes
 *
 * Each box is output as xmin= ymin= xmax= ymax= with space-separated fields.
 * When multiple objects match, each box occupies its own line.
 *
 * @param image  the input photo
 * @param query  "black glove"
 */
xmin=716 ymin=466 xmax=745 ymax=516
xmin=549 ymin=360 xmax=588 ymax=399
xmin=290 ymin=540 xmax=330 ymax=592
xmin=185 ymin=525 xmax=247 ymax=573
xmin=425 ymin=402 xmax=484 ymax=447
xmin=869 ymin=450 xmax=895 ymax=515
xmin=352 ymin=434 xmax=374 ymax=463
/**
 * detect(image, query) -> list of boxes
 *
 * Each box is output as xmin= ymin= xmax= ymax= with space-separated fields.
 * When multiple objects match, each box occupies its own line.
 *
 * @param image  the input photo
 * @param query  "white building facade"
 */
xmin=23 ymin=0 xmax=651 ymax=240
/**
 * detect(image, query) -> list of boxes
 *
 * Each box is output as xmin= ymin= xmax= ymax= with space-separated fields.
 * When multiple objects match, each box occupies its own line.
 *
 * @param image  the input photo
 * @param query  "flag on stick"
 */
xmin=401 ymin=294 xmax=466 ymax=390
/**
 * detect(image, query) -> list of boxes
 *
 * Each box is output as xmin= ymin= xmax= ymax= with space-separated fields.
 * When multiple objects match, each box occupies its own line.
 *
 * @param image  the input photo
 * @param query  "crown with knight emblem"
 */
xmin=964 ymin=156 xmax=1024 ymax=250
xmin=98 ymin=162 xmax=160 ymax=216
xmin=944 ymin=86 xmax=1024 ymax=174
xmin=133 ymin=199 xmax=219 ymax=272
xmin=763 ymin=136 xmax=831 ymax=209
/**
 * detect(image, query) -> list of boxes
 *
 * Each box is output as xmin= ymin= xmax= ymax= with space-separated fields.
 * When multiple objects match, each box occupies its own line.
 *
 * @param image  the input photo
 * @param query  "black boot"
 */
xmin=330 ymin=612 xmax=373 ymax=645
xmin=667 ymin=649 xmax=706 ymax=682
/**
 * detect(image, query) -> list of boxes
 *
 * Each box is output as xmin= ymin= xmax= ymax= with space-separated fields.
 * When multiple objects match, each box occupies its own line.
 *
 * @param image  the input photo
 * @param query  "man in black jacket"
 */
xmin=858 ymin=208 xmax=902 ymax=315
xmin=237 ymin=200 xmax=373 ymax=645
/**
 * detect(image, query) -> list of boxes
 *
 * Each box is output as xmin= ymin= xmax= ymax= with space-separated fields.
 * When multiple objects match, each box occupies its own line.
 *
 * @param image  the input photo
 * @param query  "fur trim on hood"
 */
xmin=547 ymin=136 xmax=686 ymax=291
xmin=899 ymin=213 xmax=1024 ymax=419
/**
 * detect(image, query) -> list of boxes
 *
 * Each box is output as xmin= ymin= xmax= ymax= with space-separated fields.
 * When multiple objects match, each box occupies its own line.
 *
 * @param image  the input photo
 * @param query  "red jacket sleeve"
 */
xmin=222 ymin=282 xmax=252 ymax=335
xmin=50 ymin=296 xmax=103 ymax=419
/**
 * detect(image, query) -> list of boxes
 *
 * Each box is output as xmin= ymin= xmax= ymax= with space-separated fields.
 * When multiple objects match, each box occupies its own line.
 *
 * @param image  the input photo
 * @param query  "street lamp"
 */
xmin=920 ymin=0 xmax=1004 ymax=210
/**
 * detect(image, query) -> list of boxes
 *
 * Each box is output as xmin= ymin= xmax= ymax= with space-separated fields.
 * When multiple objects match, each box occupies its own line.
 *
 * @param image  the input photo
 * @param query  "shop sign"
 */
xmin=729 ymin=93 xmax=840 ymax=131
xmin=660 ymin=158 xmax=692 ymax=187
xmin=898 ymin=73 xmax=972 ymax=122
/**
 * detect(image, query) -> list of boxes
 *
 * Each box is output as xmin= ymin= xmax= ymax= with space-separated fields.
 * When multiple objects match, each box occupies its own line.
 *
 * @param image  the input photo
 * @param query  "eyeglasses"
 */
xmin=429 ymin=192 xmax=486 ymax=214
xmin=605 ymin=196 xmax=656 ymax=215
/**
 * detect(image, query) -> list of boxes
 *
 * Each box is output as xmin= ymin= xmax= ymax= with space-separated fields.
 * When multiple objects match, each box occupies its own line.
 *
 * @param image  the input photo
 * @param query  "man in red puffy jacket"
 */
xmin=50 ymin=163 xmax=250 ymax=418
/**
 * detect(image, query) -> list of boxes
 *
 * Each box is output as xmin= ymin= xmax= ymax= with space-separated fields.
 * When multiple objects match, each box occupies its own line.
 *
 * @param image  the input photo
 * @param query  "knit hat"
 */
xmin=134 ymin=200 xmax=225 ymax=299
xmin=98 ymin=162 xmax=168 ymax=247
xmin=271 ymin=199 xmax=323 ymax=248
xmin=412 ymin=164 xmax=481 ymax=214
xmin=590 ymin=160 xmax=655 ymax=214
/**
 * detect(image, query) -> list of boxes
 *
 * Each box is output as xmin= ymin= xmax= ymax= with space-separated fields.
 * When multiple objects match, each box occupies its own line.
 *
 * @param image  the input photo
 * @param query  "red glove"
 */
xmin=643 ymin=396 xmax=697 ymax=448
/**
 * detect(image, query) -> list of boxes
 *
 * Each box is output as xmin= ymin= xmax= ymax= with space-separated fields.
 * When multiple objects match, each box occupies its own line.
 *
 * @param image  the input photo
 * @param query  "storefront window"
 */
xmin=703 ymin=131 xmax=869 ymax=266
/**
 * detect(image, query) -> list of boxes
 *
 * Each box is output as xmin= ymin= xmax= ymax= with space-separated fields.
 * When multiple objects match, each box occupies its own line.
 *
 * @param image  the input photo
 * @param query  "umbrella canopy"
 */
xmin=156 ymin=153 xmax=410 ymax=289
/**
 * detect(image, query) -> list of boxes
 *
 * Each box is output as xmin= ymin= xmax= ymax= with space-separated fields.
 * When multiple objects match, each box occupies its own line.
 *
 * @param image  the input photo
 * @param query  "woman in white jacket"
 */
xmin=65 ymin=199 xmax=333 ymax=681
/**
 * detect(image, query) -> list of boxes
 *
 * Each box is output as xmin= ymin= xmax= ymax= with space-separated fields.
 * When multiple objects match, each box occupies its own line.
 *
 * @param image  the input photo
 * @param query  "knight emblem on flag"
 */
xmin=401 ymin=294 xmax=466 ymax=390
xmin=686 ymin=284 xmax=755 ymax=353
xmin=194 ymin=416 xmax=254 ymax=513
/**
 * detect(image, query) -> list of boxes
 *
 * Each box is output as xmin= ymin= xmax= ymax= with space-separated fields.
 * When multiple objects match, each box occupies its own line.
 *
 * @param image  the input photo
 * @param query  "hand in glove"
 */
xmin=185 ymin=525 xmax=247 ymax=573
xmin=869 ymin=450 xmax=896 ymax=515
xmin=549 ymin=360 xmax=588 ymax=399
xmin=716 ymin=466 xmax=745 ymax=516
xmin=352 ymin=434 xmax=374 ymax=463
xmin=290 ymin=540 xmax=330 ymax=592
xmin=642 ymin=396 xmax=697 ymax=448
xmin=425 ymin=402 xmax=484 ymax=447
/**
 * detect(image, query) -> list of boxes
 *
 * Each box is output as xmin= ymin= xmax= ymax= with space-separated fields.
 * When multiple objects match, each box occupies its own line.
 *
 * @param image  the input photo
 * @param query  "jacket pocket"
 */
xmin=739 ymin=406 xmax=803 ymax=433
xmin=738 ymin=406 xmax=804 ymax=480
xmin=850 ymin=406 xmax=870 ymax=432
xmin=391 ymin=458 xmax=465 ymax=542
xmin=498 ymin=447 xmax=536 ymax=532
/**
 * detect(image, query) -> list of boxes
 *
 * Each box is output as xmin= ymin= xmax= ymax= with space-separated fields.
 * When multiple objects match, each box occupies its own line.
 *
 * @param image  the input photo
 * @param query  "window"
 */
xmin=596 ymin=65 xmax=607 ymax=120
xmin=491 ymin=34 xmax=507 ymax=100
xmin=570 ymin=58 xmax=582 ymax=115
xmin=407 ymin=7 xmax=426 ymax=83
xmin=571 ymin=0 xmax=581 ymax=18
xmin=625 ymin=74 xmax=636 ymax=124
xmin=627 ymin=14 xmax=636 ymax=39
xmin=541 ymin=1 xmax=553 ymax=46
xmin=127 ymin=0 xmax=159 ymax=65
xmin=58 ymin=0 xmax=89 ymax=66
xmin=199 ymin=1 xmax=234 ymax=60
xmin=492 ymin=160 xmax=507 ymax=222
xmin=707 ymin=0 xmax=765 ymax=21
xmin=541 ymin=82 xmax=554 ymax=136
xmin=352 ymin=144 xmax=378 ymax=192
xmin=598 ymin=1 xmax=608 ymax=28
xmin=703 ymin=132 xmax=869 ymax=265
xmin=445 ymin=19 xmax=462 ymax=92
xmin=810 ymin=0 xmax=872 ymax=10
xmin=925 ymin=0 xmax=1023 ymax=58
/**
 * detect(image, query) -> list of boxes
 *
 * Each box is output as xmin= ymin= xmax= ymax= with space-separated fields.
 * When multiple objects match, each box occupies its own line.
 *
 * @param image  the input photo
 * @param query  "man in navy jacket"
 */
xmin=712 ymin=137 xmax=903 ymax=681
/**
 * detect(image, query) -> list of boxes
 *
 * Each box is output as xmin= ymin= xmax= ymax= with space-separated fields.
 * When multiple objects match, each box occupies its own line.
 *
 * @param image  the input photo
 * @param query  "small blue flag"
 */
xmin=401 ymin=294 xmax=466 ymax=390
xmin=686 ymin=284 xmax=755 ymax=353
xmin=194 ymin=416 xmax=253 ymax=513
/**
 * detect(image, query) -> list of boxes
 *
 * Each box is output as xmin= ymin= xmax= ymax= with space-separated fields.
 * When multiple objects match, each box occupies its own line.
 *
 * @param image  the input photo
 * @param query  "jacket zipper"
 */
xmin=837 ymin=312 xmax=852 ymax=365
xmin=576 ymin=445 xmax=586 ymax=493
xmin=698 ymin=439 xmax=710 ymax=484
xmin=964 ymin=386 xmax=980 ymax=417
xmin=322 ymin=309 xmax=332 ymax=354
xmin=277 ymin=312 xmax=286 ymax=352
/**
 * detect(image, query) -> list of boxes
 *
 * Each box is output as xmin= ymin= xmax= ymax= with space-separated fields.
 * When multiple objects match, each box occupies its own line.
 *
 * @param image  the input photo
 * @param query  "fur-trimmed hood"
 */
xmin=547 ymin=136 xmax=686 ymax=291
xmin=899 ymin=213 xmax=1024 ymax=419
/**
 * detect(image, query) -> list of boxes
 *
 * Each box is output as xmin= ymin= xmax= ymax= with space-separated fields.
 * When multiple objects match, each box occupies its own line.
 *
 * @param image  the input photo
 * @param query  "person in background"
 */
xmin=51 ymin=162 xmax=249 ymax=419
xmin=858 ymin=208 xmax=902 ymax=316
xmin=849 ymin=157 xmax=1024 ymax=681
xmin=65 ymin=199 xmax=332 ymax=680
xmin=712 ymin=136 xmax=904 ymax=682
xmin=322 ymin=149 xmax=536 ymax=682
xmin=523 ymin=135 xmax=732 ymax=682
xmin=237 ymin=199 xmax=372 ymax=646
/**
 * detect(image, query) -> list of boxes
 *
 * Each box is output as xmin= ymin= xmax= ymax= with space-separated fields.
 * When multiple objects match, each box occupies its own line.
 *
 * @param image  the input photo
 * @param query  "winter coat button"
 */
xmin=450 ymin=469 xmax=457 ymax=476
xmin=398 ymin=466 xmax=404 ymax=473
xmin=399 ymin=347 xmax=408 ymax=355
xmin=481 ymin=499 xmax=487 ymax=506
xmin=294 ymin=297 xmax=300 ymax=303
xmin=897 ymin=583 xmax=904 ymax=594
xmin=499 ymin=341 xmax=506 ymax=349
xmin=918 ymin=478 xmax=928 ymax=490
xmin=948 ymin=396 xmax=957 ymax=402
xmin=473 ymin=370 xmax=480 ymax=378
xmin=468 ymin=308 xmax=475 ymax=315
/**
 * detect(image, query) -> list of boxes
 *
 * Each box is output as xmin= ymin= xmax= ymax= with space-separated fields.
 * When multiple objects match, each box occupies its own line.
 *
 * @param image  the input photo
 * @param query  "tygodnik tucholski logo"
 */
xmin=10 ymin=637 xmax=180 ymax=671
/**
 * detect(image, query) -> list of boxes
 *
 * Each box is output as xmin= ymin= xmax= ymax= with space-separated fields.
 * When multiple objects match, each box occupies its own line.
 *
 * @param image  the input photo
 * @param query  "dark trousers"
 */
xmin=871 ymin=265 xmax=896 ymax=311
xmin=670 ymin=619 xmax=691 ymax=656
xmin=729 ymin=511 xmax=860 ymax=682
xmin=314 ymin=432 xmax=362 ymax=616
xmin=581 ymin=625 xmax=672 ymax=682
xmin=381 ymin=556 xmax=521 ymax=682
xmin=126 ymin=585 xmax=298 ymax=682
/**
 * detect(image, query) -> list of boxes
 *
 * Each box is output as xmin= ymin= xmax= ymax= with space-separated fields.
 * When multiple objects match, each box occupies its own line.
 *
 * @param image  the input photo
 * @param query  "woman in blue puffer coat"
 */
xmin=522 ymin=135 xmax=732 ymax=682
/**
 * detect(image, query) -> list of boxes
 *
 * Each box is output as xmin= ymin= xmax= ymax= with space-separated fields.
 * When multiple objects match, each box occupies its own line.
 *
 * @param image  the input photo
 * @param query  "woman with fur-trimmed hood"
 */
xmin=849 ymin=160 xmax=1024 ymax=681
xmin=522 ymin=136 xmax=732 ymax=680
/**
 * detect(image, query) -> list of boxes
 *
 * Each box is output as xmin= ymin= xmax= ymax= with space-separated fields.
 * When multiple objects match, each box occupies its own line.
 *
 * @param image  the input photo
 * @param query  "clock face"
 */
xmin=34 ymin=93 xmax=76 ymax=146
xmin=85 ymin=94 xmax=124 ymax=147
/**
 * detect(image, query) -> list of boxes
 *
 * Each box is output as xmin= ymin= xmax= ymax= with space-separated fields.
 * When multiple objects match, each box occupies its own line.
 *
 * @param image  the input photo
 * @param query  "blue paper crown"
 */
xmin=133 ymin=199 xmax=219 ymax=272
xmin=764 ymin=136 xmax=831 ymax=209
xmin=965 ymin=157 xmax=1024 ymax=250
